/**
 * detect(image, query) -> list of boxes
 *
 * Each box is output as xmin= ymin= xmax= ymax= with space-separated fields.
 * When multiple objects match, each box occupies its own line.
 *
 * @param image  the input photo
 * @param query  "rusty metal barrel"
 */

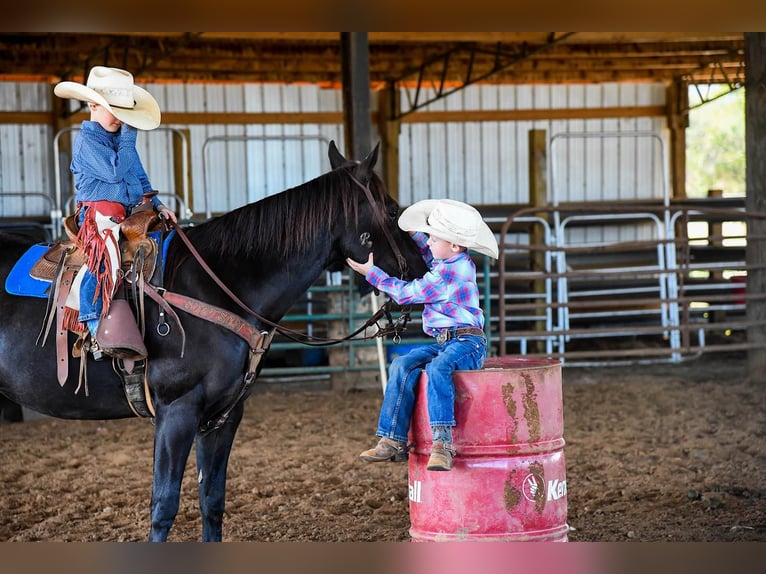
xmin=407 ymin=356 xmax=568 ymax=541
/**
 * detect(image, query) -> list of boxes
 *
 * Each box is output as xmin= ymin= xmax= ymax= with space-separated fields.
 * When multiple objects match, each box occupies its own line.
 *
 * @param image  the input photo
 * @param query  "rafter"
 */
xmin=389 ymin=34 xmax=578 ymax=118
xmin=0 ymin=32 xmax=746 ymax=92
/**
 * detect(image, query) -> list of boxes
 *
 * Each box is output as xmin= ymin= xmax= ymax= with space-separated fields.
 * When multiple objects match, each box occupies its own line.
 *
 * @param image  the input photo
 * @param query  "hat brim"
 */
xmin=399 ymin=199 xmax=499 ymax=259
xmin=54 ymin=81 xmax=161 ymax=131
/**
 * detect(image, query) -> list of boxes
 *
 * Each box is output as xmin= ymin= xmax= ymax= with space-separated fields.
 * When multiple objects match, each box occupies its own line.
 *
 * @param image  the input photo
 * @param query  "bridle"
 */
xmin=147 ymin=169 xmax=414 ymax=348
xmin=346 ymin=171 xmax=409 ymax=281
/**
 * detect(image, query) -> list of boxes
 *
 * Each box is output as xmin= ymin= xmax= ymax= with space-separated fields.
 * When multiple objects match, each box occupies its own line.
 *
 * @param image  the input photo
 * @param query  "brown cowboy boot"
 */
xmin=426 ymin=442 xmax=457 ymax=471
xmin=360 ymin=437 xmax=409 ymax=462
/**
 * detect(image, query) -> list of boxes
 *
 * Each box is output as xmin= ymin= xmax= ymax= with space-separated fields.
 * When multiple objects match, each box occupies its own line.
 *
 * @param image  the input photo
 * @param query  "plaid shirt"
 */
xmin=70 ymin=121 xmax=162 ymax=211
xmin=365 ymin=232 xmax=484 ymax=335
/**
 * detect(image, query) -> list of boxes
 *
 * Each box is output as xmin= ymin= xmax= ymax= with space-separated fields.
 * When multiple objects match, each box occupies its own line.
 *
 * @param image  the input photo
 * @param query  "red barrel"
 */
xmin=408 ymin=356 xmax=568 ymax=541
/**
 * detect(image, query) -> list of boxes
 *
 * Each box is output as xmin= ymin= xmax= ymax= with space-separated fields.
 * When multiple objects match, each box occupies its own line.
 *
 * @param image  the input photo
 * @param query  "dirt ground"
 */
xmin=1 ymin=352 xmax=765 ymax=542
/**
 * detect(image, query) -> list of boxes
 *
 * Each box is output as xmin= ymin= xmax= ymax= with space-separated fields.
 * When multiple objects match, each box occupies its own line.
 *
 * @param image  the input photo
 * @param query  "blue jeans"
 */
xmin=78 ymin=268 xmax=103 ymax=325
xmin=376 ymin=332 xmax=487 ymax=443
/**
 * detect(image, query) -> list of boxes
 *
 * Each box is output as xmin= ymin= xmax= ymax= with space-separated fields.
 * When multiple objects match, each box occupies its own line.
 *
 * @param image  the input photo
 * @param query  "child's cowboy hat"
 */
xmin=54 ymin=66 xmax=161 ymax=130
xmin=398 ymin=198 xmax=499 ymax=259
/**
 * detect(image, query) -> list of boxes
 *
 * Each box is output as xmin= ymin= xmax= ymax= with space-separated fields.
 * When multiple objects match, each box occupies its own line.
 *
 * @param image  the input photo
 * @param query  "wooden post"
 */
xmin=666 ymin=79 xmax=689 ymax=199
xmin=377 ymin=82 xmax=401 ymax=203
xmin=745 ymin=32 xmax=766 ymax=383
xmin=528 ymin=129 xmax=547 ymax=353
xmin=172 ymin=128 xmax=193 ymax=219
xmin=707 ymin=189 xmax=725 ymax=324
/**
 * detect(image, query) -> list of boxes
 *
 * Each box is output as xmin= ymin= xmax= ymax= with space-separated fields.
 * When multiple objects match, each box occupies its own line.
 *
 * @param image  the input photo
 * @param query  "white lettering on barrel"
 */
xmin=547 ymin=479 xmax=567 ymax=501
xmin=409 ymin=480 xmax=422 ymax=503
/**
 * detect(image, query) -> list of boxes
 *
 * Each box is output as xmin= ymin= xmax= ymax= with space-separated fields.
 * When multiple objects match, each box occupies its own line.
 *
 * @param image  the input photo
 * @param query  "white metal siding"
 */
xmin=1 ymin=80 xmax=667 ymax=230
xmin=0 ymin=82 xmax=54 ymax=218
xmin=399 ymin=82 xmax=668 ymax=209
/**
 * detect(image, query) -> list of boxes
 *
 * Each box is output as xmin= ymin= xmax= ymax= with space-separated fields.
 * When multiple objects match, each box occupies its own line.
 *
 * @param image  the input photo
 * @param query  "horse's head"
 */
xmin=327 ymin=141 xmax=428 ymax=282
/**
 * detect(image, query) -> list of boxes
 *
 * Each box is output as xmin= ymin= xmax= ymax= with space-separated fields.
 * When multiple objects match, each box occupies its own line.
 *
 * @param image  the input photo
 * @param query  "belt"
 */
xmin=435 ymin=327 xmax=486 ymax=344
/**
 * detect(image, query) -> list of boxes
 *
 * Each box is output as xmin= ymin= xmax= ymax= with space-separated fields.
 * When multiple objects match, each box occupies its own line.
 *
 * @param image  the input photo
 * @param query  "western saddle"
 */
xmin=31 ymin=202 xmax=164 ymax=409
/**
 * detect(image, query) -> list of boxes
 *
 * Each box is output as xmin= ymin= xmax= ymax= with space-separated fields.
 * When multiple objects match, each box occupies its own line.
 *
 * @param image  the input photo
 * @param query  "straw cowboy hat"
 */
xmin=54 ymin=66 xmax=161 ymax=130
xmin=398 ymin=198 xmax=499 ymax=259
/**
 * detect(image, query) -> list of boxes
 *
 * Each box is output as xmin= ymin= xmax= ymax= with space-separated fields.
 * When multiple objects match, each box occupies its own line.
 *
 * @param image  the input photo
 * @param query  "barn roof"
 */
xmin=0 ymin=32 xmax=745 ymax=89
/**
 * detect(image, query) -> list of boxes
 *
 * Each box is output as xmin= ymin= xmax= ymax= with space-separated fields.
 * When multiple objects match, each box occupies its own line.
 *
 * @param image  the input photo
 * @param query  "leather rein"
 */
xmin=136 ymin=173 xmax=413 ymax=353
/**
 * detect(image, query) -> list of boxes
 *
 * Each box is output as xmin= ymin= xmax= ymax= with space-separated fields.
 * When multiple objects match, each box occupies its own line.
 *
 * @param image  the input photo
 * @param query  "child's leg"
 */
xmin=375 ymin=344 xmax=438 ymax=443
xmin=360 ymin=343 xmax=438 ymax=463
xmin=78 ymin=268 xmax=102 ymax=338
xmin=424 ymin=336 xmax=486 ymax=429
xmin=425 ymin=336 xmax=487 ymax=471
xmin=432 ymin=425 xmax=453 ymax=444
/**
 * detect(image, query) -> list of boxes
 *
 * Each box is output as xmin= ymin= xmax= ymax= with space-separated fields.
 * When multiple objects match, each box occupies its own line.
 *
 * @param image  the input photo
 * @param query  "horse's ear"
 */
xmin=356 ymin=141 xmax=380 ymax=183
xmin=328 ymin=140 xmax=347 ymax=169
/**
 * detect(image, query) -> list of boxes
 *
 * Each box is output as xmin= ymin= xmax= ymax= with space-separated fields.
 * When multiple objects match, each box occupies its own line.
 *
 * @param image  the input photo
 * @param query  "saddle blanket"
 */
xmin=4 ymin=231 xmax=174 ymax=300
xmin=4 ymin=243 xmax=52 ymax=299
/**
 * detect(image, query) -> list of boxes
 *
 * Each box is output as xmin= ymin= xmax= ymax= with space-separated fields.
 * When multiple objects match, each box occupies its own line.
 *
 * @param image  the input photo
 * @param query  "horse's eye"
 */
xmin=388 ymin=207 xmax=399 ymax=222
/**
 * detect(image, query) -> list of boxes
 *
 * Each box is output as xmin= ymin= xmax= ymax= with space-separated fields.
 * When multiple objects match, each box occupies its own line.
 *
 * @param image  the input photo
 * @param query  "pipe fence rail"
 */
xmin=497 ymin=202 xmax=760 ymax=366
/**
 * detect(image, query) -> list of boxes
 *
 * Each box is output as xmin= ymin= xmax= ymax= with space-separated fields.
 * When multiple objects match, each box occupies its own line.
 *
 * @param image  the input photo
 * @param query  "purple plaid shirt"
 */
xmin=70 ymin=121 xmax=162 ymax=211
xmin=365 ymin=232 xmax=484 ymax=335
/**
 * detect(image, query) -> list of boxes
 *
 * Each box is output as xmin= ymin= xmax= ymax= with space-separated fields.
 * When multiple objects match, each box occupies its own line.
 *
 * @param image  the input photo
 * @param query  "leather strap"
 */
xmin=199 ymin=328 xmax=275 ymax=435
xmin=113 ymin=358 xmax=155 ymax=418
xmin=435 ymin=327 xmax=486 ymax=344
xmin=138 ymin=280 xmax=187 ymax=355
xmin=140 ymin=279 xmax=261 ymax=351
xmin=56 ymin=269 xmax=75 ymax=386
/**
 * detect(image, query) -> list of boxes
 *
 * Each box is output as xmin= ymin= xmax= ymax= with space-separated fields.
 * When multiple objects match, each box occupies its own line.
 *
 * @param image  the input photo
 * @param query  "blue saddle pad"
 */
xmin=4 ymin=244 xmax=53 ymax=299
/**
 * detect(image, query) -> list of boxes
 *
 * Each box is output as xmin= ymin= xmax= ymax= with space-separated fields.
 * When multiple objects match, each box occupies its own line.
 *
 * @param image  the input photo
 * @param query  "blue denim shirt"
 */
xmin=70 ymin=121 xmax=162 ymax=211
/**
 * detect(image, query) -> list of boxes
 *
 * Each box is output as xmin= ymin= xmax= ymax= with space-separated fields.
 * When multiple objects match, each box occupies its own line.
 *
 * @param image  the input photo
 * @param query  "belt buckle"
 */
xmin=436 ymin=331 xmax=448 ymax=344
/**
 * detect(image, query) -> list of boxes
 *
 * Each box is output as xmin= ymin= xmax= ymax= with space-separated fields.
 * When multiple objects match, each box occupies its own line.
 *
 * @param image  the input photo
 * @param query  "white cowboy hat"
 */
xmin=54 ymin=66 xmax=161 ymax=130
xmin=398 ymin=198 xmax=499 ymax=259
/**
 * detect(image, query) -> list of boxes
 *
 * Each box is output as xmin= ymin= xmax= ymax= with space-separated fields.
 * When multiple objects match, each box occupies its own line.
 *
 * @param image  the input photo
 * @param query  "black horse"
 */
xmin=0 ymin=142 xmax=427 ymax=541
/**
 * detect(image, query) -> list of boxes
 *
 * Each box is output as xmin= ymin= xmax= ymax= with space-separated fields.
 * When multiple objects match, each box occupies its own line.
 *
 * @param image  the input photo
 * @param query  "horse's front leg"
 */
xmin=195 ymin=401 xmax=244 ymax=542
xmin=149 ymin=398 xmax=200 ymax=542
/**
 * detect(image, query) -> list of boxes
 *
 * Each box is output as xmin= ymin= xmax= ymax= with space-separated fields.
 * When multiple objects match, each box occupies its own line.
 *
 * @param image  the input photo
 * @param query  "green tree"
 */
xmin=686 ymin=87 xmax=745 ymax=198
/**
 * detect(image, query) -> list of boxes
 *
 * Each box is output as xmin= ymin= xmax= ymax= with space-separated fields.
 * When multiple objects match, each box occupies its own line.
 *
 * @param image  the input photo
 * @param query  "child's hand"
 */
xmin=346 ymin=252 xmax=374 ymax=276
xmin=117 ymin=123 xmax=138 ymax=146
xmin=157 ymin=205 xmax=178 ymax=224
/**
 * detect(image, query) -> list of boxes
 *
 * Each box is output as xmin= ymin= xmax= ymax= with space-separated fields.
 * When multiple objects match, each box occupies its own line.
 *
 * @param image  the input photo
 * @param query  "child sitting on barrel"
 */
xmin=347 ymin=199 xmax=498 ymax=471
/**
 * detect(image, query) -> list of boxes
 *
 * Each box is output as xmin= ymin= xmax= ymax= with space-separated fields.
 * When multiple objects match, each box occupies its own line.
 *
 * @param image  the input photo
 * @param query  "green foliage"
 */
xmin=685 ymin=87 xmax=745 ymax=198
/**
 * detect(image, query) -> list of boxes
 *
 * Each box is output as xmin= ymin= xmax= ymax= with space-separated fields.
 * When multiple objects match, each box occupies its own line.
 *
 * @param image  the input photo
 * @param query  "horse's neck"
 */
xmin=169 ymin=234 xmax=332 ymax=323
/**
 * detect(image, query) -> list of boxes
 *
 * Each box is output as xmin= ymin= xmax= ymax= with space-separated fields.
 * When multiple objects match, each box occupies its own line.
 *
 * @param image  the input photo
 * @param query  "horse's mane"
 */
xmin=180 ymin=167 xmax=385 ymax=264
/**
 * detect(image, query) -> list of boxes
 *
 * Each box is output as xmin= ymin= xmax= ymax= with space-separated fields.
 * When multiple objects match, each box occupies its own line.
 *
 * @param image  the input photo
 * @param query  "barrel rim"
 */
xmin=408 ymin=522 xmax=570 ymax=542
xmin=480 ymin=356 xmax=562 ymax=371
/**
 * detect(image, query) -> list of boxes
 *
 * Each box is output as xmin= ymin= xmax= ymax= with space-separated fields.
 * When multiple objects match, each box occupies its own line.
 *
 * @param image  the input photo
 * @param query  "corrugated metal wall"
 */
xmin=1 ymin=80 xmax=667 ymax=223
xmin=0 ymin=82 xmax=54 ymax=218
xmin=398 ymin=82 xmax=668 ymax=207
xmin=150 ymin=82 xmax=347 ymax=217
